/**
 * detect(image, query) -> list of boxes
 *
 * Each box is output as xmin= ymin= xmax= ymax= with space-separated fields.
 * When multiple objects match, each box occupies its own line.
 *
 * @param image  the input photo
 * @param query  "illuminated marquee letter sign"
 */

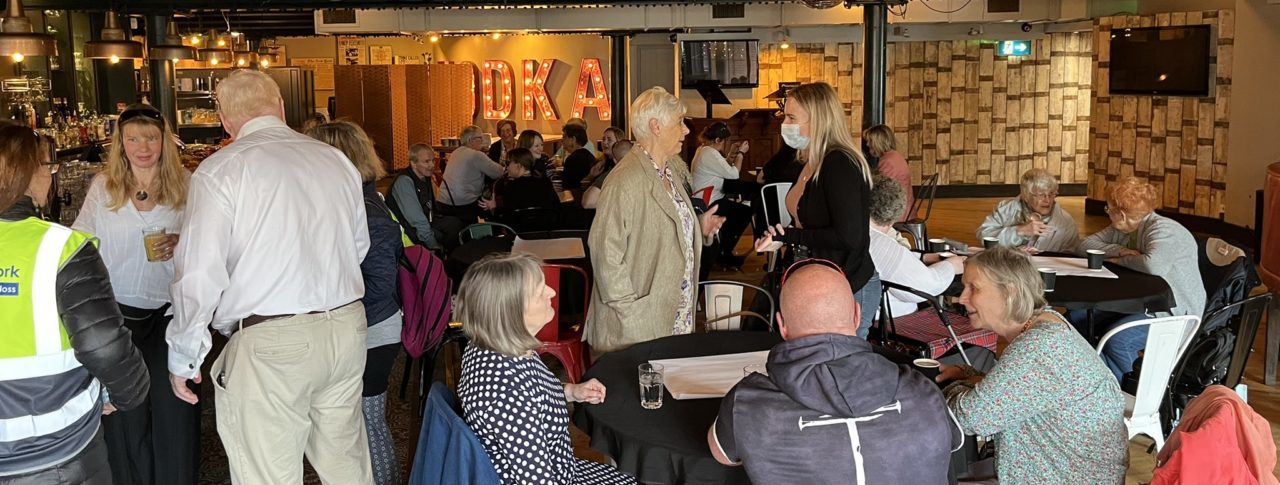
xmin=482 ymin=60 xmax=515 ymax=120
xmin=571 ymin=58 xmax=611 ymax=121
xmin=522 ymin=59 xmax=558 ymax=121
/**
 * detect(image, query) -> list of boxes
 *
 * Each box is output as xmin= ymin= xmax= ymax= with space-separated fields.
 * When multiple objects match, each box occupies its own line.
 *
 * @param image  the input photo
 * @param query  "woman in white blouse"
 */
xmin=690 ymin=121 xmax=752 ymax=268
xmin=867 ymin=175 xmax=965 ymax=318
xmin=72 ymin=104 xmax=197 ymax=485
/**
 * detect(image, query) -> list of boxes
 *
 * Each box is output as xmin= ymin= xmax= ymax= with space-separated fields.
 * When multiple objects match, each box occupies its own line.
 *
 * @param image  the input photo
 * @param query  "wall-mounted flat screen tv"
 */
xmin=1109 ymin=25 xmax=1211 ymax=97
xmin=680 ymin=40 xmax=759 ymax=89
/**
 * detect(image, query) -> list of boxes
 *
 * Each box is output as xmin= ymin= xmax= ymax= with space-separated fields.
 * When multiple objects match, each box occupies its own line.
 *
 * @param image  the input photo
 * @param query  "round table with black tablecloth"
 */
xmin=1044 ymin=260 xmax=1175 ymax=315
xmin=572 ymin=332 xmax=782 ymax=485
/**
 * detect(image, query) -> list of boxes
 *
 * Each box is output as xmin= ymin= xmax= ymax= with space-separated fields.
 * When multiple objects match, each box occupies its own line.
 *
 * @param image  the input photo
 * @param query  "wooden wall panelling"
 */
xmin=405 ymin=65 xmax=432 ymax=152
xmin=760 ymin=35 xmax=1091 ymax=187
xmin=1090 ymin=10 xmax=1230 ymax=216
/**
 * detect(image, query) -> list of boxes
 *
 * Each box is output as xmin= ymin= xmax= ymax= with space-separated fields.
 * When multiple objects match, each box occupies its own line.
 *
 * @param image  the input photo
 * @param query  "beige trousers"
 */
xmin=211 ymin=302 xmax=373 ymax=485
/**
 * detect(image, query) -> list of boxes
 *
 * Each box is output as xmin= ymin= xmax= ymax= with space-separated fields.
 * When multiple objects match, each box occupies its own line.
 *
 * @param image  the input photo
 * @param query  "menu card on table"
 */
xmin=1030 ymin=255 xmax=1119 ymax=278
xmin=649 ymin=351 xmax=770 ymax=400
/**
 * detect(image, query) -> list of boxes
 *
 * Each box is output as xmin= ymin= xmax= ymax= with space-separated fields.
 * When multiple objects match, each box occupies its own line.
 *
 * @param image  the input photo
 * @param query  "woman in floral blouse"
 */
xmin=938 ymin=246 xmax=1128 ymax=484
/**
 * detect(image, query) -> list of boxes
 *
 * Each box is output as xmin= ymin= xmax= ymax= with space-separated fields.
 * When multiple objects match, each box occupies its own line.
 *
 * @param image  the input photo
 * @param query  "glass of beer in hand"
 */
xmin=143 ymin=226 xmax=166 ymax=262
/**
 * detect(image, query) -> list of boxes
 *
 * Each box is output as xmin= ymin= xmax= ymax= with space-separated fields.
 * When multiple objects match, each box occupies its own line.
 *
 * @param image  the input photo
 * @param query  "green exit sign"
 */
xmin=997 ymin=40 xmax=1031 ymax=57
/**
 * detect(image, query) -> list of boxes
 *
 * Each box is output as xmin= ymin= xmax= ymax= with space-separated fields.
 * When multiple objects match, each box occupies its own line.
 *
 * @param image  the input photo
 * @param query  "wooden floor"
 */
xmin=710 ymin=196 xmax=1280 ymax=482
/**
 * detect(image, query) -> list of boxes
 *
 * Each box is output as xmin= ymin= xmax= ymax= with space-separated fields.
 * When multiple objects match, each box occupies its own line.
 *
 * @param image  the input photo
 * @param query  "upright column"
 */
xmin=147 ymin=15 xmax=178 ymax=126
xmin=862 ymin=2 xmax=887 ymax=130
xmin=609 ymin=34 xmax=629 ymax=131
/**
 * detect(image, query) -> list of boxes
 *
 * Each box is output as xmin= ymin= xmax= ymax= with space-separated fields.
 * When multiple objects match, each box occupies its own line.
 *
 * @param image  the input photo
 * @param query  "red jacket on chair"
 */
xmin=1151 ymin=385 xmax=1278 ymax=485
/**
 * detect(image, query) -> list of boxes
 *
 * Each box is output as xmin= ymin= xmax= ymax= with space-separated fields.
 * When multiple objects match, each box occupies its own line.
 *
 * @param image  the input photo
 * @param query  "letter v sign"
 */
xmin=523 ymin=59 xmax=559 ymax=121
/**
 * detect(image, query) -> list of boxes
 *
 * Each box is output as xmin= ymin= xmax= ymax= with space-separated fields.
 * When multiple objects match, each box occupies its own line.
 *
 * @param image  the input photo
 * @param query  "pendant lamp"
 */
xmin=0 ymin=0 xmax=54 ymax=61
xmin=149 ymin=18 xmax=198 ymax=62
xmin=85 ymin=11 xmax=143 ymax=63
xmin=198 ymin=29 xmax=231 ymax=65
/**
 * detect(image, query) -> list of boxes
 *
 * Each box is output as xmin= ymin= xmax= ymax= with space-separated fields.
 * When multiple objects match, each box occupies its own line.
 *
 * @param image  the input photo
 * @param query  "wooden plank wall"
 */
xmin=755 ymin=33 xmax=1092 ymax=187
xmin=1090 ymin=10 xmax=1233 ymax=217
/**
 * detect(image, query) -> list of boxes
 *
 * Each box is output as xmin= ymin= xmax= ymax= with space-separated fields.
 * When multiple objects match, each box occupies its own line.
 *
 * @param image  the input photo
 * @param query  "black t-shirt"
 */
xmin=561 ymin=148 xmax=596 ymax=190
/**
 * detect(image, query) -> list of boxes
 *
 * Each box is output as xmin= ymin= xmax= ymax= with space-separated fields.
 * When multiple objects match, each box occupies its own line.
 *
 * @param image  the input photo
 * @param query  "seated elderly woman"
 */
xmin=867 ymin=174 xmax=964 ymax=317
xmin=1075 ymin=177 xmax=1205 ymax=381
xmin=939 ymin=246 xmax=1128 ymax=484
xmin=456 ymin=253 xmax=636 ymax=485
xmin=976 ymin=168 xmax=1079 ymax=252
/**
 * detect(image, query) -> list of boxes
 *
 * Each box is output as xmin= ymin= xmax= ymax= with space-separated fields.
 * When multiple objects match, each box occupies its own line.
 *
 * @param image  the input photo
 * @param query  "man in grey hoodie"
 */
xmin=708 ymin=264 xmax=957 ymax=484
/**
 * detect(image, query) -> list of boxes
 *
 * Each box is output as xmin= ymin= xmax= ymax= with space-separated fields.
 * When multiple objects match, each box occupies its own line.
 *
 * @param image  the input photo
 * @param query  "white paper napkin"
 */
xmin=1030 ymin=255 xmax=1120 ymax=279
xmin=648 ymin=351 xmax=770 ymax=400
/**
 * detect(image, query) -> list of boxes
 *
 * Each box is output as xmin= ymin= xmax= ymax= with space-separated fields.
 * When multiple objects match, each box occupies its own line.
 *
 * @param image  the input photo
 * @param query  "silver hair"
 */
xmin=868 ymin=175 xmax=907 ymax=226
xmin=459 ymin=125 xmax=484 ymax=145
xmin=628 ymin=87 xmax=686 ymax=142
xmin=1019 ymin=168 xmax=1059 ymax=197
xmin=966 ymin=246 xmax=1048 ymax=325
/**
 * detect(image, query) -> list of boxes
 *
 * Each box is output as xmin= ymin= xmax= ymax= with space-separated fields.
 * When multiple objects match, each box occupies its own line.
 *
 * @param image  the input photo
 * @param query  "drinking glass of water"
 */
xmin=638 ymin=363 xmax=665 ymax=410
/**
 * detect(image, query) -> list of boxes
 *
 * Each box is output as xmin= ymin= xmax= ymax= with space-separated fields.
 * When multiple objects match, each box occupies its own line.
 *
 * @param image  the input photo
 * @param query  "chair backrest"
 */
xmin=1216 ymin=294 xmax=1271 ymax=389
xmin=503 ymin=207 xmax=561 ymax=234
xmin=1196 ymin=236 xmax=1261 ymax=333
xmin=1097 ymin=315 xmax=1200 ymax=419
xmin=692 ymin=186 xmax=714 ymax=206
xmin=698 ymin=280 xmax=775 ymax=331
xmin=410 ymin=382 xmax=500 ymax=485
xmin=876 ymin=279 xmax=973 ymax=366
xmin=536 ymin=263 xmax=590 ymax=341
xmin=458 ymin=222 xmax=516 ymax=245
xmin=909 ymin=173 xmax=940 ymax=222
xmin=760 ymin=182 xmax=793 ymax=228
xmin=398 ymin=245 xmax=453 ymax=358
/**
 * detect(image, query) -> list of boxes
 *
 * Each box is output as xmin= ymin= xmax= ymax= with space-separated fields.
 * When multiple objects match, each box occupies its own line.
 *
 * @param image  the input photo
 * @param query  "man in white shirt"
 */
xmin=166 ymin=70 xmax=374 ymax=485
xmin=435 ymin=125 xmax=502 ymax=227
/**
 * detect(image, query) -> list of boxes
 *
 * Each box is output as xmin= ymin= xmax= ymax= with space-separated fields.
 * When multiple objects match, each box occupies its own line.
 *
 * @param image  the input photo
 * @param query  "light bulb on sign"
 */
xmin=260 ymin=59 xmax=270 ymax=68
xmin=237 ymin=59 xmax=245 ymax=66
xmin=217 ymin=39 xmax=226 ymax=47
xmin=210 ymin=58 xmax=219 ymax=65
xmin=10 ymin=53 xmax=22 ymax=62
xmin=109 ymin=55 xmax=120 ymax=64
xmin=491 ymin=32 xmax=502 ymax=40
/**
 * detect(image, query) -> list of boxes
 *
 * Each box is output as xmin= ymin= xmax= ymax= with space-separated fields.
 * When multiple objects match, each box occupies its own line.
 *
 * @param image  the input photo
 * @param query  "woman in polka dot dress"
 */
xmin=456 ymin=253 xmax=636 ymax=485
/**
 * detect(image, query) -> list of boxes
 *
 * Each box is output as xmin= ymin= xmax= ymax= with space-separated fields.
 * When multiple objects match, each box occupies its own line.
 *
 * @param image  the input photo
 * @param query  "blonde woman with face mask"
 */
xmin=754 ymin=82 xmax=879 ymax=339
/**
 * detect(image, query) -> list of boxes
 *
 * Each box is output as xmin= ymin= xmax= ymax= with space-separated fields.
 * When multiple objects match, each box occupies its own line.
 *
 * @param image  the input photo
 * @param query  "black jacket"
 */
xmin=2 ymin=197 xmax=149 ymax=411
xmin=362 ymin=183 xmax=406 ymax=326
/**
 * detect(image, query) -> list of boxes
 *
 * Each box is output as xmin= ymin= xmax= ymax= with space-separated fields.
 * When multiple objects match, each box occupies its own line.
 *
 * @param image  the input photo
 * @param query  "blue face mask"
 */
xmin=781 ymin=123 xmax=809 ymax=150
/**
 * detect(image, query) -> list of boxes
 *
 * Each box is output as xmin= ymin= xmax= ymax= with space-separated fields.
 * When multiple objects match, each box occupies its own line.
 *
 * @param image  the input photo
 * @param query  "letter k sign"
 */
xmin=0 ymin=265 xmax=19 ymax=278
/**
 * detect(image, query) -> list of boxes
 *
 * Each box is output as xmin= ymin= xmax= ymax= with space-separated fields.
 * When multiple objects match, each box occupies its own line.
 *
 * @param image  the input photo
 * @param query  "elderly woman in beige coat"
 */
xmin=586 ymin=87 xmax=725 ymax=353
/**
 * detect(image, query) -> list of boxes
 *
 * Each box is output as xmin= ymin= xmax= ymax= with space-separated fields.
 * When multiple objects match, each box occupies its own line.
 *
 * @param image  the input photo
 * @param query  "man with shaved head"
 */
xmin=707 ymin=263 xmax=956 ymax=484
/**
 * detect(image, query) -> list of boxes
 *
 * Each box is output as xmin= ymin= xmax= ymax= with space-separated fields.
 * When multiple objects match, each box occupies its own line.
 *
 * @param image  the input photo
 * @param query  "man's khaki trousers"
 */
xmin=211 ymin=302 xmax=373 ymax=484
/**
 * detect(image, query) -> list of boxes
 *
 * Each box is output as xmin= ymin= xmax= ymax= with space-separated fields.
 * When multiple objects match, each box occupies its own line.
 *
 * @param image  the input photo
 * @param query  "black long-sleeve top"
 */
xmin=777 ymin=149 xmax=875 ymax=292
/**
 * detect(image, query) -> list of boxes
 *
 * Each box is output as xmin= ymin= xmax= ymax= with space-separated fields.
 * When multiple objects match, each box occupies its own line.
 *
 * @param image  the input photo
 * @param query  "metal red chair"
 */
xmin=535 ymin=263 xmax=591 ymax=383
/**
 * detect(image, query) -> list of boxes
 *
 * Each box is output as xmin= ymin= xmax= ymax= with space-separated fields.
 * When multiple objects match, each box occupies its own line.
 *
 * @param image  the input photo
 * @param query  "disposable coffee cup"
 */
xmin=1038 ymin=267 xmax=1057 ymax=292
xmin=928 ymin=238 xmax=949 ymax=253
xmin=913 ymin=358 xmax=941 ymax=381
xmin=1086 ymin=249 xmax=1105 ymax=270
xmin=982 ymin=236 xmax=999 ymax=249
xmin=912 ymin=358 xmax=940 ymax=369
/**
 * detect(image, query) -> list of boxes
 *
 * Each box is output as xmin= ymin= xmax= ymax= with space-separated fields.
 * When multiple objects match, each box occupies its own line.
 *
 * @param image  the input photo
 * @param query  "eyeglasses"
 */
xmin=118 ymin=107 xmax=164 ymax=124
xmin=1026 ymin=191 xmax=1058 ymax=200
xmin=40 ymin=160 xmax=59 ymax=174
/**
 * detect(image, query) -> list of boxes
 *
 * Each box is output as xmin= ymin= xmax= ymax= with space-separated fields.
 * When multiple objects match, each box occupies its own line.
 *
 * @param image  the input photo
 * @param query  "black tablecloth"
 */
xmin=941 ymin=254 xmax=1176 ymax=316
xmin=1043 ymin=258 xmax=1176 ymax=315
xmin=572 ymin=332 xmax=782 ymax=485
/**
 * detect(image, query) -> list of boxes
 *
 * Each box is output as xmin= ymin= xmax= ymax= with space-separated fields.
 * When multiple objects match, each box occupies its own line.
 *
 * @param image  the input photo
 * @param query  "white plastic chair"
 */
xmin=760 ymin=182 xmax=793 ymax=271
xmin=698 ymin=280 xmax=775 ymax=332
xmin=1095 ymin=314 xmax=1201 ymax=451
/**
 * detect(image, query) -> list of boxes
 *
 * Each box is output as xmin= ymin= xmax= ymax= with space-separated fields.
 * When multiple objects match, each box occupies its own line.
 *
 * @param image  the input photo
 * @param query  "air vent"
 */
xmin=712 ymin=4 xmax=746 ymax=18
xmin=322 ymin=9 xmax=357 ymax=24
xmin=988 ymin=0 xmax=1020 ymax=13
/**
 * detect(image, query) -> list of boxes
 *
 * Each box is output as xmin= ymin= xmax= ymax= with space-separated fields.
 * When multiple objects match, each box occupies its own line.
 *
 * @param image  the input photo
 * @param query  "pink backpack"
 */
xmin=398 ymin=246 xmax=453 ymax=359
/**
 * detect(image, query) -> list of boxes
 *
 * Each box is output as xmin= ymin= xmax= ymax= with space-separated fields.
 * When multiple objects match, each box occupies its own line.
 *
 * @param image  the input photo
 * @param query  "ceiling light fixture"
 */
xmin=85 ymin=10 xmax=144 ymax=62
xmin=0 ymin=0 xmax=55 ymax=61
xmin=150 ymin=18 xmax=199 ymax=62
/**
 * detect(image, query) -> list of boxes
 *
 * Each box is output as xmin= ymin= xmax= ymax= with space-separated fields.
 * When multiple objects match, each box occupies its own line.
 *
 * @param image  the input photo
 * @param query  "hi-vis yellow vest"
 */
xmin=0 ymin=217 xmax=102 ymax=475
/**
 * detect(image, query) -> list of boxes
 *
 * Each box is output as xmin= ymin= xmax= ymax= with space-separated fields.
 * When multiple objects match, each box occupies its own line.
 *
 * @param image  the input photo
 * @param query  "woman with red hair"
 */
xmin=1075 ymin=177 xmax=1205 ymax=381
